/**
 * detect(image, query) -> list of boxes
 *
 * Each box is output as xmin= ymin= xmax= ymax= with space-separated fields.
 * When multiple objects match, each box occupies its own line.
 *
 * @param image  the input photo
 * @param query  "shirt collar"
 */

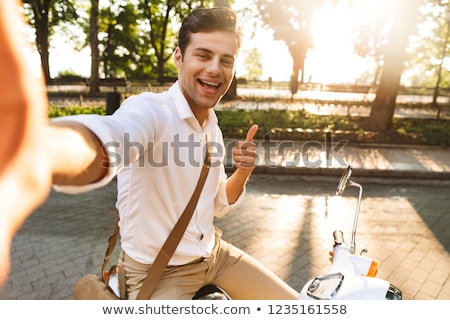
xmin=169 ymin=81 xmax=218 ymax=130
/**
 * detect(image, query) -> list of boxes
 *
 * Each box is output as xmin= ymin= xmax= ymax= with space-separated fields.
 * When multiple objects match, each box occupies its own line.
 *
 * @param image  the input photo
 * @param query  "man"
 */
xmin=1 ymin=4 xmax=298 ymax=299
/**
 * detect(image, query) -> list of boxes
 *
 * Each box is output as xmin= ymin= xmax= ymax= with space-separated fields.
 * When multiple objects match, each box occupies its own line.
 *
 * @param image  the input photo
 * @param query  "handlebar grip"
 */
xmin=333 ymin=230 xmax=345 ymax=245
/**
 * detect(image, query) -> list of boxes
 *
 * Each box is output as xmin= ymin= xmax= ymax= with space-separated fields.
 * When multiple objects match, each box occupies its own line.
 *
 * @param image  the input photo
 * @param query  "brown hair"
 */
xmin=178 ymin=7 xmax=242 ymax=56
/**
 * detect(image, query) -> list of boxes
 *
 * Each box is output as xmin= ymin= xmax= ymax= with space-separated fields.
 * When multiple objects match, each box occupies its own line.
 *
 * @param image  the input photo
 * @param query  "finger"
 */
xmin=245 ymin=124 xmax=258 ymax=142
xmin=233 ymin=146 xmax=256 ymax=158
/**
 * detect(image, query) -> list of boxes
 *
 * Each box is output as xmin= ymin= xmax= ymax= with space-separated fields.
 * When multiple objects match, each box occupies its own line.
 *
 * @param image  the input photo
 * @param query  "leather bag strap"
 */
xmin=101 ymin=216 xmax=120 ymax=282
xmin=136 ymin=137 xmax=211 ymax=300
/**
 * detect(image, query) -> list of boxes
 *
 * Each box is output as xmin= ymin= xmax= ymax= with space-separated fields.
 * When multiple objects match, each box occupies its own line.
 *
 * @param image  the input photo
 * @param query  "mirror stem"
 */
xmin=348 ymin=180 xmax=363 ymax=254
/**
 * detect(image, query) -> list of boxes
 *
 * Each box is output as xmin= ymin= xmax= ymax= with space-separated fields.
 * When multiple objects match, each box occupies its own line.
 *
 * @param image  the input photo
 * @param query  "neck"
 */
xmin=194 ymin=109 xmax=209 ymax=128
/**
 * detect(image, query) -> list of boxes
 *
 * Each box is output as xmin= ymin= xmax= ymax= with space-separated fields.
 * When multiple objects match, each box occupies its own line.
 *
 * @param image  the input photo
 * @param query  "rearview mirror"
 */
xmin=336 ymin=166 xmax=352 ymax=196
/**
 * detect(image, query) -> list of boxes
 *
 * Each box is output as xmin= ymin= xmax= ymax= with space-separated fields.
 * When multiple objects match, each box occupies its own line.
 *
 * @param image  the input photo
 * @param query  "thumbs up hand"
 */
xmin=232 ymin=124 xmax=258 ymax=172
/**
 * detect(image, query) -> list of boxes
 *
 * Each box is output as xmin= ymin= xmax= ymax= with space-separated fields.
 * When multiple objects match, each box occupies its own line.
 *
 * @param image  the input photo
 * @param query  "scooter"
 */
xmin=196 ymin=165 xmax=402 ymax=300
xmin=298 ymin=165 xmax=402 ymax=300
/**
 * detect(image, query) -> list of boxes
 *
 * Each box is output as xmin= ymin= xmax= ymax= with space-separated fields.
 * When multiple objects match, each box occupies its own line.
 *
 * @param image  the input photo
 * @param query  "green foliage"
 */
xmin=48 ymin=105 xmax=106 ymax=118
xmin=216 ymin=109 xmax=449 ymax=146
xmin=98 ymin=3 xmax=142 ymax=78
xmin=243 ymin=47 xmax=263 ymax=80
xmin=392 ymin=118 xmax=450 ymax=146
xmin=56 ymin=70 xmax=83 ymax=78
xmin=406 ymin=1 xmax=450 ymax=87
xmin=216 ymin=109 xmax=358 ymax=130
xmin=91 ymin=0 xmax=216 ymax=80
xmin=23 ymin=0 xmax=79 ymax=33
xmin=216 ymin=109 xmax=294 ymax=128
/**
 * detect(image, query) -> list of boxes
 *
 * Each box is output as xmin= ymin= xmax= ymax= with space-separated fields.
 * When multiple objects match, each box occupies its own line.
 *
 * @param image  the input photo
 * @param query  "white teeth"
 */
xmin=201 ymin=80 xmax=219 ymax=87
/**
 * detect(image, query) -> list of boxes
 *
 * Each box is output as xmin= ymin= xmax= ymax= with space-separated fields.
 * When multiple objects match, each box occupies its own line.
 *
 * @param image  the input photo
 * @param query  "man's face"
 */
xmin=174 ymin=31 xmax=238 ymax=121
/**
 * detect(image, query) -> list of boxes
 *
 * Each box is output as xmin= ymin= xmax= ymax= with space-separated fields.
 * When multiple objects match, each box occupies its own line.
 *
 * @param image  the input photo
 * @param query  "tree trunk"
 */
xmin=89 ymin=0 xmax=100 ymax=95
xmin=369 ymin=65 xmax=401 ymax=131
xmin=368 ymin=0 xmax=420 ymax=131
xmin=35 ymin=13 xmax=51 ymax=83
xmin=103 ymin=24 xmax=113 ymax=78
xmin=287 ymin=40 xmax=307 ymax=99
xmin=289 ymin=69 xmax=299 ymax=96
xmin=156 ymin=58 xmax=166 ymax=84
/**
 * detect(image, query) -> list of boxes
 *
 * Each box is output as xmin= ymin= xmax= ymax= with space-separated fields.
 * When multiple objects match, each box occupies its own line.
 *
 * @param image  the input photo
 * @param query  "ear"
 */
xmin=174 ymin=47 xmax=182 ymax=67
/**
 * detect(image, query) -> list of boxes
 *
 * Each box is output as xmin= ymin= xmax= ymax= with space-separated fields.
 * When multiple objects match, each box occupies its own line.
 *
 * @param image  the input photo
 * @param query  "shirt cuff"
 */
xmin=214 ymin=176 xmax=246 ymax=218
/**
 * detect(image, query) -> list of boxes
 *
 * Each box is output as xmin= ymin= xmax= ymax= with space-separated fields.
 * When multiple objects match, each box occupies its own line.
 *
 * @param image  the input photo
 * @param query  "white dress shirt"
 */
xmin=53 ymin=82 xmax=244 ymax=265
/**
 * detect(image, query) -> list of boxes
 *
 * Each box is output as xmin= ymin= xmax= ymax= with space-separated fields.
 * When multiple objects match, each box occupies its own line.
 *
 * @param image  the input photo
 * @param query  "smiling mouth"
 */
xmin=199 ymin=79 xmax=221 ymax=91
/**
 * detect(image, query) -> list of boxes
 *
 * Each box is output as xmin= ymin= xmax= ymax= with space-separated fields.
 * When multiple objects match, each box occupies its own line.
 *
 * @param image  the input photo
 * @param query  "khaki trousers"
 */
xmin=119 ymin=229 xmax=299 ymax=300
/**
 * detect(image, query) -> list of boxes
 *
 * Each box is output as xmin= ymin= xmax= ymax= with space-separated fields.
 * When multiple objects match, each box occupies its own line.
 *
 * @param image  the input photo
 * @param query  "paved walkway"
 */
xmin=0 ymin=142 xmax=449 ymax=300
xmin=225 ymin=139 xmax=450 ymax=180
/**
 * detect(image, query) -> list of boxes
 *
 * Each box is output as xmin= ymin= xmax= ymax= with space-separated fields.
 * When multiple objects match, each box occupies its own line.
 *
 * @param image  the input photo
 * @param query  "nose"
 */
xmin=206 ymin=57 xmax=220 ymax=76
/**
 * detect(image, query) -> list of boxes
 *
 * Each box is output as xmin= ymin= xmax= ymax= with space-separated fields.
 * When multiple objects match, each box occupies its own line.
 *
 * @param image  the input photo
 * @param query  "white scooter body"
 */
xmin=299 ymin=274 xmax=391 ymax=300
xmin=298 ymin=166 xmax=402 ymax=300
xmin=299 ymin=240 xmax=392 ymax=300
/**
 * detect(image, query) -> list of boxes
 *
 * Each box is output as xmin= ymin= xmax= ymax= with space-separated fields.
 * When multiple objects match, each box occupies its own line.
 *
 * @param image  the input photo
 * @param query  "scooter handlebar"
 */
xmin=333 ymin=230 xmax=345 ymax=245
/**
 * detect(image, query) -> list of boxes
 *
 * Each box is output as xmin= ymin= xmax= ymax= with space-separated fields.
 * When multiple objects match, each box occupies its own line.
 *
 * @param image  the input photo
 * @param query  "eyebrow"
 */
xmin=193 ymin=47 xmax=235 ymax=61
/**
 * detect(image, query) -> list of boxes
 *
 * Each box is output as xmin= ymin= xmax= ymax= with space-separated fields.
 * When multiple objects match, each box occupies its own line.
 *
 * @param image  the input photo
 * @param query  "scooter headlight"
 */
xmin=385 ymin=283 xmax=402 ymax=300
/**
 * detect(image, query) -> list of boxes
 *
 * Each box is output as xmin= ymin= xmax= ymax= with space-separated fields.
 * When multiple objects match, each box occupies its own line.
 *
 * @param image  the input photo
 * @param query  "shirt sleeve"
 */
xmin=51 ymin=94 xmax=161 ymax=194
xmin=213 ymin=173 xmax=246 ymax=218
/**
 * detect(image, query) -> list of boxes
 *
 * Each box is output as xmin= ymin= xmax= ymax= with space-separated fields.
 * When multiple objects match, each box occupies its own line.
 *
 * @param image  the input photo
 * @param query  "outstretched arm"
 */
xmin=0 ymin=0 xmax=53 ymax=286
xmin=0 ymin=0 xmax=108 ymax=287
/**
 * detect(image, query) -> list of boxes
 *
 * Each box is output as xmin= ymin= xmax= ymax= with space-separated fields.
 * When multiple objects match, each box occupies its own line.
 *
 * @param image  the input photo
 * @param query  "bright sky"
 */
xmin=29 ymin=0 xmax=376 ymax=84
xmin=305 ymin=2 xmax=369 ymax=84
xmin=233 ymin=0 xmax=374 ymax=83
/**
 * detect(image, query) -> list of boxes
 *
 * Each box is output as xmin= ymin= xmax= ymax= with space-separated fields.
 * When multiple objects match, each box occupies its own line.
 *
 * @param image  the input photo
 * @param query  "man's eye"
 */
xmin=222 ymin=59 xmax=234 ymax=67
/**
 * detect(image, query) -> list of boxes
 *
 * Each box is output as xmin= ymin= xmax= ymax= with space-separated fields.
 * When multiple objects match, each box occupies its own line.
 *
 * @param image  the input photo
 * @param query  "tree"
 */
xmin=405 ymin=0 xmax=450 ymax=90
xmin=256 ymin=0 xmax=321 ymax=98
xmin=350 ymin=2 xmax=392 ymax=88
xmin=367 ymin=0 xmax=420 ymax=131
xmin=93 ymin=1 xmax=216 ymax=81
xmin=97 ymin=3 xmax=141 ymax=79
xmin=431 ymin=3 xmax=450 ymax=119
xmin=138 ymin=0 xmax=180 ymax=82
xmin=413 ymin=1 xmax=450 ymax=120
xmin=136 ymin=0 xmax=218 ymax=83
xmin=243 ymin=47 xmax=263 ymax=80
xmin=22 ymin=0 xmax=78 ymax=84
xmin=89 ymin=0 xmax=100 ymax=94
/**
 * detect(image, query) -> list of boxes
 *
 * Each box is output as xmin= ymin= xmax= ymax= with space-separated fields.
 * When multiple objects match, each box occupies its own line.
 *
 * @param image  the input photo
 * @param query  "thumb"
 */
xmin=245 ymin=124 xmax=258 ymax=142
